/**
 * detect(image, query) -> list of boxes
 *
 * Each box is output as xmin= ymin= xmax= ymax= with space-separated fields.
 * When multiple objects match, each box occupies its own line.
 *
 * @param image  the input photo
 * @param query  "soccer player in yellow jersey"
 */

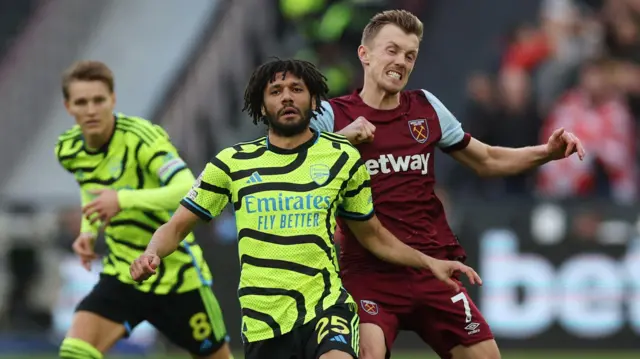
xmin=131 ymin=59 xmax=481 ymax=359
xmin=55 ymin=61 xmax=232 ymax=359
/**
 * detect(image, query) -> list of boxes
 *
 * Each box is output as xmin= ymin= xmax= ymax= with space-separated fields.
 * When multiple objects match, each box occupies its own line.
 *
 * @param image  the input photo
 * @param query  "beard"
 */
xmin=265 ymin=106 xmax=312 ymax=137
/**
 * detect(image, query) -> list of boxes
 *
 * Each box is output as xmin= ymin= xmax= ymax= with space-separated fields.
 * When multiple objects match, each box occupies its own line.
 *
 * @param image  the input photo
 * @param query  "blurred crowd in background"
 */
xmin=281 ymin=0 xmax=640 ymax=204
xmin=462 ymin=0 xmax=640 ymax=203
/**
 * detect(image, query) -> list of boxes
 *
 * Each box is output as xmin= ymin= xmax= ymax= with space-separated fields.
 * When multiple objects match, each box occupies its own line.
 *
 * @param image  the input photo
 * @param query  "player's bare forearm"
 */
xmin=145 ymin=206 xmax=198 ymax=258
xmin=345 ymin=216 xmax=433 ymax=269
xmin=451 ymin=138 xmax=550 ymax=177
xmin=118 ymin=170 xmax=194 ymax=211
xmin=335 ymin=128 xmax=356 ymax=143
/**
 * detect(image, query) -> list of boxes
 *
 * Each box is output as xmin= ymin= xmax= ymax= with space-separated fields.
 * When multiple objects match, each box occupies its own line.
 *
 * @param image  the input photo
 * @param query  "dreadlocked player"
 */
xmin=130 ymin=58 xmax=481 ymax=359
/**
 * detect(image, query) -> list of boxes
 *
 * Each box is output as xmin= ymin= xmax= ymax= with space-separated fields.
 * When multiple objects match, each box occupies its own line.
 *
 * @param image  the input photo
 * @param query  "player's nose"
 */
xmin=280 ymin=87 xmax=294 ymax=101
xmin=86 ymin=102 xmax=97 ymax=115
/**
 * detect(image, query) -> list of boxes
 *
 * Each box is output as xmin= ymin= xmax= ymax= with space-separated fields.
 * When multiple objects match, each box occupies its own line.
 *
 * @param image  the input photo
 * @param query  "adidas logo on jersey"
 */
xmin=329 ymin=334 xmax=348 ymax=344
xmin=246 ymin=171 xmax=263 ymax=184
xmin=200 ymin=338 xmax=212 ymax=352
xmin=365 ymin=153 xmax=431 ymax=175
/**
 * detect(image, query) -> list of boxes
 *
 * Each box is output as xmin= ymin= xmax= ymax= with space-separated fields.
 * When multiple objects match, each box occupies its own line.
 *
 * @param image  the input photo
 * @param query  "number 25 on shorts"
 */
xmin=315 ymin=315 xmax=350 ymax=343
xmin=189 ymin=312 xmax=212 ymax=341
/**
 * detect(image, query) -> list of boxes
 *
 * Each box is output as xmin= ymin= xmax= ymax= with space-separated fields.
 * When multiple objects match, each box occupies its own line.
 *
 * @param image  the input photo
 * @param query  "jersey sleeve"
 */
xmin=54 ymin=131 xmax=82 ymax=172
xmin=310 ymin=100 xmax=335 ymax=133
xmin=180 ymin=156 xmax=232 ymax=222
xmin=137 ymin=125 xmax=188 ymax=185
xmin=337 ymin=159 xmax=375 ymax=221
xmin=421 ymin=89 xmax=471 ymax=152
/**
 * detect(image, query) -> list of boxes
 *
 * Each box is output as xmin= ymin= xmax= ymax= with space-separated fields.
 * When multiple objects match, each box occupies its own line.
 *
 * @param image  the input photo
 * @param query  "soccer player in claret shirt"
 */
xmin=311 ymin=10 xmax=586 ymax=359
xmin=130 ymin=59 xmax=481 ymax=359
xmin=55 ymin=61 xmax=232 ymax=359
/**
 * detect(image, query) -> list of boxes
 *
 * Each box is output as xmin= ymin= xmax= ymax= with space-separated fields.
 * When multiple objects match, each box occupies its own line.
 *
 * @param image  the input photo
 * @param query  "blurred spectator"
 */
xmin=495 ymin=68 xmax=541 ymax=194
xmin=535 ymin=0 xmax=602 ymax=114
xmin=55 ymin=207 xmax=81 ymax=253
xmin=537 ymin=58 xmax=638 ymax=203
xmin=457 ymin=68 xmax=540 ymax=197
xmin=502 ymin=22 xmax=551 ymax=72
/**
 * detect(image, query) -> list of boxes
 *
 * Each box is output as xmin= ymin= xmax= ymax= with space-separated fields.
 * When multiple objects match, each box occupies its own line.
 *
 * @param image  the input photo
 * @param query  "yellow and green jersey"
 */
xmin=55 ymin=113 xmax=211 ymax=295
xmin=181 ymin=130 xmax=374 ymax=342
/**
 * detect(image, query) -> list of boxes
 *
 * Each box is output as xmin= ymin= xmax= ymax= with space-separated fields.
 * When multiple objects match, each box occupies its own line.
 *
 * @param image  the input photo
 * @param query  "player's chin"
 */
xmin=380 ymin=80 xmax=404 ymax=94
xmin=81 ymin=125 xmax=104 ymax=136
xmin=278 ymin=113 xmax=303 ymax=122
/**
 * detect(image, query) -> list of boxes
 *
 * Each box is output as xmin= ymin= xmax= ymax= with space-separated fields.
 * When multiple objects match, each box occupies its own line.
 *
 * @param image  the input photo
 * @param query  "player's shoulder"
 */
xmin=411 ymin=88 xmax=453 ymax=109
xmin=115 ymin=113 xmax=169 ymax=144
xmin=230 ymin=136 xmax=267 ymax=153
xmin=55 ymin=125 xmax=83 ymax=164
xmin=317 ymin=131 xmax=358 ymax=154
xmin=212 ymin=136 xmax=268 ymax=167
xmin=405 ymin=88 xmax=439 ymax=105
xmin=56 ymin=125 xmax=82 ymax=146
xmin=326 ymin=93 xmax=363 ymax=112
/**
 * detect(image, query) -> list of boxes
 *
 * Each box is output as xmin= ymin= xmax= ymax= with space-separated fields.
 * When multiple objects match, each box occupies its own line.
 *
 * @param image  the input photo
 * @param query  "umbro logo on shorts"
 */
xmin=360 ymin=300 xmax=379 ymax=315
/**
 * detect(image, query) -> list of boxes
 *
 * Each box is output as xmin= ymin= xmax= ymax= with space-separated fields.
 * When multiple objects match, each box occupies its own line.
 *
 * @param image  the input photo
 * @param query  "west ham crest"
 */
xmin=360 ymin=300 xmax=379 ymax=315
xmin=408 ymin=119 xmax=429 ymax=143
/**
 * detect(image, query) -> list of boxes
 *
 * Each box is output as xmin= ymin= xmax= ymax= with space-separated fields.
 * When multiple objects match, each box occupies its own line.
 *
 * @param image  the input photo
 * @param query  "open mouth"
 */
xmin=280 ymin=107 xmax=299 ymax=117
xmin=386 ymin=70 xmax=403 ymax=80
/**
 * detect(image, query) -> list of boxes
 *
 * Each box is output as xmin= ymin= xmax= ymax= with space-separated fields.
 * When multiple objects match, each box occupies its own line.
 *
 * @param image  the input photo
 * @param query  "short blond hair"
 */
xmin=362 ymin=10 xmax=424 ymax=44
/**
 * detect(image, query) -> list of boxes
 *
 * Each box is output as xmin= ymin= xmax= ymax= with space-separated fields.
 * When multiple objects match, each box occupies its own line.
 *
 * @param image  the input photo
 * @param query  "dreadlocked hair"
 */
xmin=242 ymin=58 xmax=329 ymax=126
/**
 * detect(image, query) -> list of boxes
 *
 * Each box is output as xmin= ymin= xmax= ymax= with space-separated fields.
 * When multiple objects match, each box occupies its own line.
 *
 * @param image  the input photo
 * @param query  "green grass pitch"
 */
xmin=13 ymin=351 xmax=639 ymax=359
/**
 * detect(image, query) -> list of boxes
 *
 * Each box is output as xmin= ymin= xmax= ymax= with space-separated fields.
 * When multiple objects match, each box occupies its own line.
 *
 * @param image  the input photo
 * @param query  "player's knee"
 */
xmin=59 ymin=337 xmax=103 ymax=359
xmin=360 ymin=343 xmax=386 ymax=359
xmin=191 ymin=342 xmax=233 ymax=359
xmin=359 ymin=324 xmax=387 ymax=359
xmin=318 ymin=349 xmax=353 ymax=359
xmin=450 ymin=340 xmax=501 ymax=359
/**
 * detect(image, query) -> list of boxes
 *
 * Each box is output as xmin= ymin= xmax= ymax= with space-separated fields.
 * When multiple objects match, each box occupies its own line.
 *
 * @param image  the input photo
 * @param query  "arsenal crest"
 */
xmin=360 ymin=300 xmax=379 ymax=315
xmin=408 ymin=119 xmax=429 ymax=143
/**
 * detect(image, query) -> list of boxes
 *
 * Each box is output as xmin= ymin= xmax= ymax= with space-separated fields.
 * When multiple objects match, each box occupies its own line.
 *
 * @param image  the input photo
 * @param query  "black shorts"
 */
xmin=244 ymin=303 xmax=360 ymax=359
xmin=76 ymin=274 xmax=228 ymax=356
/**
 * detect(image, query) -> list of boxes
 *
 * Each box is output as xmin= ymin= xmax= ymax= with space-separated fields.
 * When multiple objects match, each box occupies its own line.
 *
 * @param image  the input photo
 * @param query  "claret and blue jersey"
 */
xmin=310 ymin=89 xmax=472 ymax=271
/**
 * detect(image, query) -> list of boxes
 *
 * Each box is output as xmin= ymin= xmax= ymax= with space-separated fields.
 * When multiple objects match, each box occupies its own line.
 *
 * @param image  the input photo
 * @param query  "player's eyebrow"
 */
xmin=268 ymin=80 xmax=304 ymax=89
xmin=386 ymin=41 xmax=418 ymax=54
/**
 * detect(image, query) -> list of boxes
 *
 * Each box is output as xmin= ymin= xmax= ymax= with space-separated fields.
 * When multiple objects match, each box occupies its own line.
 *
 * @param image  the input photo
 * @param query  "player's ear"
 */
xmin=358 ymin=45 xmax=370 ymax=66
xmin=63 ymin=99 xmax=77 ymax=120
xmin=261 ymin=106 xmax=266 ymax=116
xmin=311 ymin=97 xmax=317 ymax=112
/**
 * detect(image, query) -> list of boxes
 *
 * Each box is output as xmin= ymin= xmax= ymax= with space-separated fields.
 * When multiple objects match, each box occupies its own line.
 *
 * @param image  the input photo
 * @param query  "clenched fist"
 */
xmin=130 ymin=252 xmax=161 ymax=283
xmin=339 ymin=116 xmax=376 ymax=144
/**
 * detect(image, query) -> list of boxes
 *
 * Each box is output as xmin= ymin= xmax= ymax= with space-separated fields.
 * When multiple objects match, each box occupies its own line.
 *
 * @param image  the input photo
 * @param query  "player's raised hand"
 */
xmin=545 ymin=127 xmax=586 ymax=161
xmin=83 ymin=189 xmax=121 ymax=226
xmin=428 ymin=259 xmax=483 ymax=292
xmin=130 ymin=252 xmax=161 ymax=282
xmin=339 ymin=116 xmax=376 ymax=144
xmin=72 ymin=233 xmax=98 ymax=271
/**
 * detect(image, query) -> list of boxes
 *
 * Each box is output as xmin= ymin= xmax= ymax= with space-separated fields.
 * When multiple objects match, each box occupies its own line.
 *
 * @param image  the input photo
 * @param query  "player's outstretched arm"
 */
xmin=345 ymin=216 xmax=482 ymax=291
xmin=450 ymin=128 xmax=586 ymax=177
xmin=118 ymin=169 xmax=195 ymax=212
xmin=130 ymin=205 xmax=199 ymax=282
xmin=119 ymin=125 xmax=195 ymax=212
